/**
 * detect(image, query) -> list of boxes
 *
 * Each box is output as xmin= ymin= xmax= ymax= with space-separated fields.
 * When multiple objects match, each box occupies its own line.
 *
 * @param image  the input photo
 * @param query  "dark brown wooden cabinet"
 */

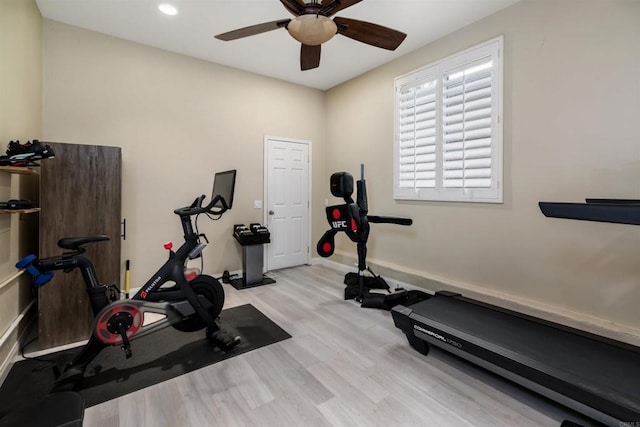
xmin=38 ymin=142 xmax=122 ymax=349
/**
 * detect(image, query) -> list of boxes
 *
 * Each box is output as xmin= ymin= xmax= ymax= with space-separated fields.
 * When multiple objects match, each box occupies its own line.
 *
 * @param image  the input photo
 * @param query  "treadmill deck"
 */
xmin=394 ymin=295 xmax=640 ymax=424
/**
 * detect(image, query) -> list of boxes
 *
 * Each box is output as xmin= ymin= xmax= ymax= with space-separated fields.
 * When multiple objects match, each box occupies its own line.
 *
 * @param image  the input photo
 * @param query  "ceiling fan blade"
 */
xmin=334 ymin=17 xmax=406 ymax=50
xmin=300 ymin=44 xmax=321 ymax=71
xmin=281 ymin=0 xmax=306 ymax=16
xmin=215 ymin=19 xmax=291 ymax=41
xmin=320 ymin=0 xmax=363 ymax=16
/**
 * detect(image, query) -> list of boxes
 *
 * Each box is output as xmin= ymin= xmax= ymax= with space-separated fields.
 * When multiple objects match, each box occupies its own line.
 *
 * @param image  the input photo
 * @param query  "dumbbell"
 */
xmin=15 ymin=254 xmax=54 ymax=286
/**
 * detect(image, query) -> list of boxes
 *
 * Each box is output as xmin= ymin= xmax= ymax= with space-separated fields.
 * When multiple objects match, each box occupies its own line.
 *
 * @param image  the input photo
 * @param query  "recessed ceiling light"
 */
xmin=158 ymin=3 xmax=178 ymax=16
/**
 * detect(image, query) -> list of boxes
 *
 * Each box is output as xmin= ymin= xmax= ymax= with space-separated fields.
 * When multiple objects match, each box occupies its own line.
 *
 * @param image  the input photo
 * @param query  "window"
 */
xmin=394 ymin=37 xmax=503 ymax=203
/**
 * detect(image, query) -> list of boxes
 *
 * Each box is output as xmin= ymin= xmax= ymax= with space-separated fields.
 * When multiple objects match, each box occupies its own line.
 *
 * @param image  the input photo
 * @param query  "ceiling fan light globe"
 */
xmin=287 ymin=15 xmax=337 ymax=45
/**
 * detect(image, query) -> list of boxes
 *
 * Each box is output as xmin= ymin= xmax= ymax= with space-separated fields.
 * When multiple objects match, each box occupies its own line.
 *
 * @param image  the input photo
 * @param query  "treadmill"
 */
xmin=392 ymin=199 xmax=640 ymax=426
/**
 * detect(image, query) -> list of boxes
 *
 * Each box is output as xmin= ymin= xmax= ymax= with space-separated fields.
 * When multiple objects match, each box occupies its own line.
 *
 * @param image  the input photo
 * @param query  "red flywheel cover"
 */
xmin=94 ymin=303 xmax=143 ymax=345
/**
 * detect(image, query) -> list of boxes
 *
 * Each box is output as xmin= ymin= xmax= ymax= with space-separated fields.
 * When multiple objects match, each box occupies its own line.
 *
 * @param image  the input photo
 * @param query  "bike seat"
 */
xmin=58 ymin=235 xmax=110 ymax=250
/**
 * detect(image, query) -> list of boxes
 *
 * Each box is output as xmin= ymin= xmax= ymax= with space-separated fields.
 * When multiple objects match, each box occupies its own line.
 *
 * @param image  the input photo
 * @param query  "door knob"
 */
xmin=269 ymin=210 xmax=275 ymax=215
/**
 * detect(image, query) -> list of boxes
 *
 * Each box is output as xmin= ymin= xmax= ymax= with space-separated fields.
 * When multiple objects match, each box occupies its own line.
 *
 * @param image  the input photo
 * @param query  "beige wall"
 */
xmin=0 ymin=0 xmax=42 ymax=374
xmin=42 ymin=20 xmax=327 ymax=287
xmin=325 ymin=0 xmax=640 ymax=331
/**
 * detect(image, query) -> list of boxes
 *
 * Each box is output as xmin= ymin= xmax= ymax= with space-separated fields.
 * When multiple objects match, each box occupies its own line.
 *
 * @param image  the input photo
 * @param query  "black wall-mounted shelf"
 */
xmin=539 ymin=199 xmax=640 ymax=226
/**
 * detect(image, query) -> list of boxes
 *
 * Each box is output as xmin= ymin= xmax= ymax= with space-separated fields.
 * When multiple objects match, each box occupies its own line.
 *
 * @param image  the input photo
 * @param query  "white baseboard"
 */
xmin=311 ymin=255 xmax=640 ymax=346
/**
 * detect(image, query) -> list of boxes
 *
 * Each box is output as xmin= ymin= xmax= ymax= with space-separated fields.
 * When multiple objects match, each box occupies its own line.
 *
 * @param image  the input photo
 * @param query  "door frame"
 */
xmin=263 ymin=135 xmax=312 ymax=271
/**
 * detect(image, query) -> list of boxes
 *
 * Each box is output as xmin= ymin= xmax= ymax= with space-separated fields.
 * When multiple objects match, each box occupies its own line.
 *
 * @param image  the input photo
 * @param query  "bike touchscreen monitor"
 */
xmin=212 ymin=169 xmax=236 ymax=209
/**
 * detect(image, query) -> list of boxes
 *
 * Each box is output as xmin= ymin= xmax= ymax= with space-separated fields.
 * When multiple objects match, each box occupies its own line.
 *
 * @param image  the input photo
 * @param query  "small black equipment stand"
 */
xmin=229 ymin=223 xmax=276 ymax=289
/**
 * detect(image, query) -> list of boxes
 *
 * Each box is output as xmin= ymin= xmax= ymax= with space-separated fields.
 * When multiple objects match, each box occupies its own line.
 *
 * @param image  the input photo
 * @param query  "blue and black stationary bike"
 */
xmin=17 ymin=170 xmax=240 ymax=390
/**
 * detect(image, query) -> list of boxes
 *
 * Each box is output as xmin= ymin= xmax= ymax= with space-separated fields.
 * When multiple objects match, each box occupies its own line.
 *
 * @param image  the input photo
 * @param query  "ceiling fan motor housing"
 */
xmin=287 ymin=14 xmax=337 ymax=45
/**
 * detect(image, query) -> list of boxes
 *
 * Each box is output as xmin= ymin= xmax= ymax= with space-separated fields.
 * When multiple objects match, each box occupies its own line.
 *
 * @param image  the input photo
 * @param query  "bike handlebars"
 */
xmin=173 ymin=194 xmax=230 ymax=217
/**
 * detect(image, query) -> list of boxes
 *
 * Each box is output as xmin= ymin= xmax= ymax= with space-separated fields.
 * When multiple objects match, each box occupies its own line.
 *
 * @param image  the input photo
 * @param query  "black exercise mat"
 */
xmin=0 ymin=304 xmax=290 ymax=414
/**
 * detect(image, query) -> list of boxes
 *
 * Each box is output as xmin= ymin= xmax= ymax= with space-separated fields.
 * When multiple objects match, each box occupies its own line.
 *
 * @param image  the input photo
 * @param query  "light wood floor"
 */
xmin=83 ymin=264 xmax=595 ymax=427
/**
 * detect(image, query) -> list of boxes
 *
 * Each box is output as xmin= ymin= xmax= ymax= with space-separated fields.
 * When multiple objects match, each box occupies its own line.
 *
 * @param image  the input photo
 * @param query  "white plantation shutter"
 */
xmin=442 ymin=59 xmax=493 ymax=189
xmin=394 ymin=37 xmax=503 ymax=203
xmin=398 ymin=78 xmax=437 ymax=189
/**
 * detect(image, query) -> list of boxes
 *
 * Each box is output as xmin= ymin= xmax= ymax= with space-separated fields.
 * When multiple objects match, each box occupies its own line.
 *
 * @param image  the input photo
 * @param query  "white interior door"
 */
xmin=265 ymin=136 xmax=310 ymax=271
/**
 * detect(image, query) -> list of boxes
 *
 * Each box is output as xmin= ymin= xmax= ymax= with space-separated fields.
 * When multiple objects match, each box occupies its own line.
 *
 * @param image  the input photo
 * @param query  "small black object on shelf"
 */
xmin=229 ymin=223 xmax=275 ymax=289
xmin=0 ymin=199 xmax=34 ymax=210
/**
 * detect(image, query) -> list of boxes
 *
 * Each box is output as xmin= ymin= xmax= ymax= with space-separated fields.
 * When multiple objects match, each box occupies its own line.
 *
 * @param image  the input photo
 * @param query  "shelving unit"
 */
xmin=0 ymin=165 xmax=39 ymax=175
xmin=0 ymin=207 xmax=40 ymax=214
xmin=0 ymin=165 xmax=40 ymax=214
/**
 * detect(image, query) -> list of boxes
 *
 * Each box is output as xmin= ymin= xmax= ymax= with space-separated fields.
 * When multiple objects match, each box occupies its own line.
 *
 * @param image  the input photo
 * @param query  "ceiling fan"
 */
xmin=214 ymin=0 xmax=407 ymax=71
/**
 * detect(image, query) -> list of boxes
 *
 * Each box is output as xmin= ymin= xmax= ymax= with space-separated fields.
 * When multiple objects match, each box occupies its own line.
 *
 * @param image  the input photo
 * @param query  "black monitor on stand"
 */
xmin=211 ymin=169 xmax=237 ymax=211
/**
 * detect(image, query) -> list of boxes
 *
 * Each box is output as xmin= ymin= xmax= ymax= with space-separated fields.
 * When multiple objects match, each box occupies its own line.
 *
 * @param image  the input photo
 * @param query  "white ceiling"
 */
xmin=36 ymin=0 xmax=519 ymax=90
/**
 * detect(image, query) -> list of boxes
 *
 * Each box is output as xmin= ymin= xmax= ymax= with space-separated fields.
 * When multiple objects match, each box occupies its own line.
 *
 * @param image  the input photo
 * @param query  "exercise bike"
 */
xmin=17 ymin=169 xmax=241 ymax=390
